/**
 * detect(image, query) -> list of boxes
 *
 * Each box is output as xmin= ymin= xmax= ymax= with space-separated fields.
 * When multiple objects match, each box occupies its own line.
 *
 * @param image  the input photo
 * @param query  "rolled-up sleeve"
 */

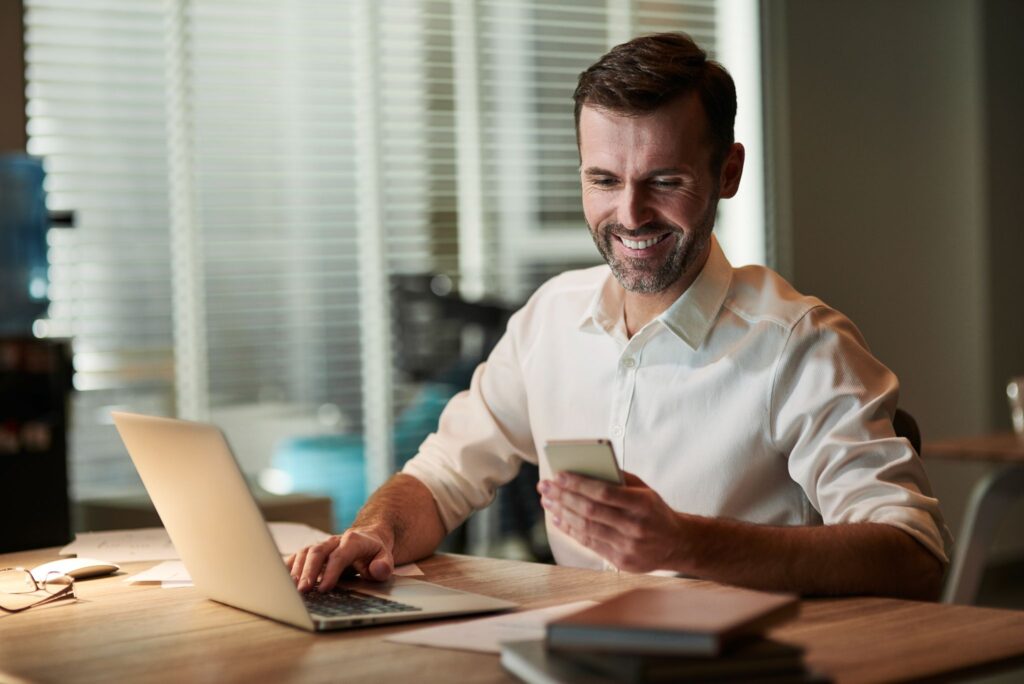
xmin=401 ymin=312 xmax=537 ymax=533
xmin=771 ymin=306 xmax=952 ymax=564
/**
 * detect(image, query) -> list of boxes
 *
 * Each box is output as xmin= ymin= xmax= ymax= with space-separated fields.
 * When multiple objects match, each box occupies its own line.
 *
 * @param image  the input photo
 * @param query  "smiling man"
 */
xmin=288 ymin=33 xmax=950 ymax=600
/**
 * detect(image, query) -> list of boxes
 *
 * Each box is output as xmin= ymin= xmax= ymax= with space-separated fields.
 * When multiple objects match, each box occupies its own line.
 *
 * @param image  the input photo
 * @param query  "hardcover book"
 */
xmin=502 ymin=639 xmax=827 ymax=684
xmin=546 ymin=586 xmax=799 ymax=656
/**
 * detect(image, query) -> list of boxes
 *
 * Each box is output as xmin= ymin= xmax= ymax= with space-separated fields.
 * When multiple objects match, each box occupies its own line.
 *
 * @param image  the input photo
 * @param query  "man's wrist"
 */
xmin=669 ymin=511 xmax=703 ymax=575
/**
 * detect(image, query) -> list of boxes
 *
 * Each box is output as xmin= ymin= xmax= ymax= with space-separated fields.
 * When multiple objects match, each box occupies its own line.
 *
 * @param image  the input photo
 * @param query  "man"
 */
xmin=288 ymin=33 xmax=949 ymax=599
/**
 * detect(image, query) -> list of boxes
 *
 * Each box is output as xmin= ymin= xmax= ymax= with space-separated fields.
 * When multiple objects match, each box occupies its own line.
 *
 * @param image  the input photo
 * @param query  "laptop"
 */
xmin=111 ymin=411 xmax=516 ymax=631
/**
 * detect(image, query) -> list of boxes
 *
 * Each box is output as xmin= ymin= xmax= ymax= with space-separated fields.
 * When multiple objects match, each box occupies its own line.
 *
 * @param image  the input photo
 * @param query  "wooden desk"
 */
xmin=3 ymin=547 xmax=1024 ymax=683
xmin=925 ymin=432 xmax=1024 ymax=604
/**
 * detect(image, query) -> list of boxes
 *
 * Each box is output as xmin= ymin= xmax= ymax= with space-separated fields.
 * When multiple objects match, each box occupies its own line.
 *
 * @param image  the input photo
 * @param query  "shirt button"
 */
xmin=611 ymin=425 xmax=623 ymax=437
xmin=622 ymin=357 xmax=636 ymax=368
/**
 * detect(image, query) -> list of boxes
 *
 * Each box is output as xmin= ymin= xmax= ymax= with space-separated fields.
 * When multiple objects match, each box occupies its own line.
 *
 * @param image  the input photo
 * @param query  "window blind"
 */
xmin=23 ymin=0 xmax=762 ymax=503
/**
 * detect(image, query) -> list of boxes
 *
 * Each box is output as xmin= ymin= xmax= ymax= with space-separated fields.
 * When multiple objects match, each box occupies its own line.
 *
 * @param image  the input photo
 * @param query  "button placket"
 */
xmin=609 ymin=333 xmax=646 ymax=469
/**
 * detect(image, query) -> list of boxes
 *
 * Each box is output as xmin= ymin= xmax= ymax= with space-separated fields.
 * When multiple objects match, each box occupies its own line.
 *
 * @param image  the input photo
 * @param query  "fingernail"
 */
xmin=552 ymin=515 xmax=562 ymax=526
xmin=538 ymin=481 xmax=550 ymax=494
xmin=556 ymin=473 xmax=568 ymax=485
xmin=540 ymin=497 xmax=552 ymax=508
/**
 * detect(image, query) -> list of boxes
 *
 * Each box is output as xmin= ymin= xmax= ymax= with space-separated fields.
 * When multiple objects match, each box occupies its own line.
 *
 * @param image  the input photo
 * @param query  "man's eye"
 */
xmin=653 ymin=179 xmax=681 ymax=188
xmin=592 ymin=178 xmax=617 ymax=187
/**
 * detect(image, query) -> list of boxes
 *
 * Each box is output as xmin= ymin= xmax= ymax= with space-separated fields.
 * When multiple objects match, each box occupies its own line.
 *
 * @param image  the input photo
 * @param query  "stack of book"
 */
xmin=501 ymin=585 xmax=828 ymax=683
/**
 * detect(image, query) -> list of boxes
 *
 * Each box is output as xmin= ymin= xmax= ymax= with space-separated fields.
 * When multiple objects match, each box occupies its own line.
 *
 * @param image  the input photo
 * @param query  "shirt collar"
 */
xmin=578 ymin=235 xmax=733 ymax=350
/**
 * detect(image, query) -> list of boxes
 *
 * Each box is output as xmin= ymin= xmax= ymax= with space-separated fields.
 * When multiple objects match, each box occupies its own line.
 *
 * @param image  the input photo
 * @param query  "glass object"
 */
xmin=0 ymin=567 xmax=76 ymax=613
xmin=1008 ymin=376 xmax=1024 ymax=436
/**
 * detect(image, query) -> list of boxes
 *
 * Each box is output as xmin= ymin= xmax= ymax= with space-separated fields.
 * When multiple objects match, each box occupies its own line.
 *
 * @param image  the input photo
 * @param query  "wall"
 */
xmin=982 ymin=0 xmax=1024 ymax=427
xmin=767 ymin=0 xmax=1024 ymax=559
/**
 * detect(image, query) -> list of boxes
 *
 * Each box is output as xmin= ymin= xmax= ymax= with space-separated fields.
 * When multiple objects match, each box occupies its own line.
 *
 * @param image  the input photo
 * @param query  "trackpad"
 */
xmin=387 ymin=581 xmax=464 ymax=598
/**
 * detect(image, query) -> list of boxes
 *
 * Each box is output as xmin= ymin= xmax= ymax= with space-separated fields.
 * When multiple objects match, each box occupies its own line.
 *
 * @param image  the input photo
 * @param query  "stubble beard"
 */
xmin=589 ymin=204 xmax=717 ymax=295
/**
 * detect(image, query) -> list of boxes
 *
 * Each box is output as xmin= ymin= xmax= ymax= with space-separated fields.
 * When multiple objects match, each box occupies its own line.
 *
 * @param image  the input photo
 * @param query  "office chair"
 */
xmin=893 ymin=408 xmax=922 ymax=456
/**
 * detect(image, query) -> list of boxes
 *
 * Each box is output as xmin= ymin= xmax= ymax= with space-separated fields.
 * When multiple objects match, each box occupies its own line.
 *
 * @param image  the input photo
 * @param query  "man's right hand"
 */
xmin=286 ymin=527 xmax=395 ymax=592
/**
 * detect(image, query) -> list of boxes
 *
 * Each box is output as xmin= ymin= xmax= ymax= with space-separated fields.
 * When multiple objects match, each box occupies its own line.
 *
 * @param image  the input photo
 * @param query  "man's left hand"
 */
xmin=537 ymin=471 xmax=687 ymax=573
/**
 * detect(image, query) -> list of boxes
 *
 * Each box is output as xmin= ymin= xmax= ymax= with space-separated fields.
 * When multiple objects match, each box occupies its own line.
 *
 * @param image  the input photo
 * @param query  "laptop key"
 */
xmin=303 ymin=588 xmax=422 ymax=617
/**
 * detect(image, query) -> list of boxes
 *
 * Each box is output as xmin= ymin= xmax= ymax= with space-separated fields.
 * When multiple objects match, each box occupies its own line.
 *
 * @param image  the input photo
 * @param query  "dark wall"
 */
xmin=983 ymin=0 xmax=1024 ymax=431
xmin=771 ymin=0 xmax=989 ymax=439
xmin=770 ymin=0 xmax=1024 ymax=559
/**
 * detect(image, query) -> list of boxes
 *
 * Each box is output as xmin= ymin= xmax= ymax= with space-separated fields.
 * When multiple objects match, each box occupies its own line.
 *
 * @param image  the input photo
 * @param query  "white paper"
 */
xmin=61 ymin=528 xmax=179 ymax=563
xmin=123 ymin=560 xmax=191 ymax=585
xmin=60 ymin=522 xmax=332 ymax=563
xmin=385 ymin=600 xmax=598 ymax=654
xmin=268 ymin=522 xmax=332 ymax=556
xmin=392 ymin=563 xmax=424 ymax=577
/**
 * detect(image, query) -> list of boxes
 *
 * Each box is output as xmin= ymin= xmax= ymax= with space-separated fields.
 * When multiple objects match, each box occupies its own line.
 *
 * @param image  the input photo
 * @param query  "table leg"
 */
xmin=943 ymin=464 xmax=1024 ymax=605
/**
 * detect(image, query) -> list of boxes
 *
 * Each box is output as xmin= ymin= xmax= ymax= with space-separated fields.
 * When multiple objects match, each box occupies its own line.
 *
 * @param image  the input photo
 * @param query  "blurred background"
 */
xmin=1 ymin=0 xmax=1022 ymax=603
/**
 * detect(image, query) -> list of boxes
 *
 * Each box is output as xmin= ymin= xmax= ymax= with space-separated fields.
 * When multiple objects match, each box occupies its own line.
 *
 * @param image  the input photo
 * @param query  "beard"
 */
xmin=588 ymin=202 xmax=717 ymax=295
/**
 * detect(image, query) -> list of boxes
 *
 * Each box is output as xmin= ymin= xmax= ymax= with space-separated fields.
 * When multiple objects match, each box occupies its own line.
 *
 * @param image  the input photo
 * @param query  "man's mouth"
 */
xmin=617 ymin=233 xmax=670 ymax=250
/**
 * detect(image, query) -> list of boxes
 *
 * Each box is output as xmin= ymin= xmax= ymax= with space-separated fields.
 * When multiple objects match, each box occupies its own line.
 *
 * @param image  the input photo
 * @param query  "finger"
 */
xmin=289 ymin=547 xmax=309 ymax=582
xmin=351 ymin=558 xmax=371 ymax=579
xmin=317 ymin=534 xmax=376 ymax=591
xmin=545 ymin=487 xmax=632 ymax=529
xmin=556 ymin=473 xmax=634 ymax=509
xmin=551 ymin=503 xmax=622 ymax=549
xmin=299 ymin=538 xmax=339 ymax=592
xmin=621 ymin=471 xmax=650 ymax=488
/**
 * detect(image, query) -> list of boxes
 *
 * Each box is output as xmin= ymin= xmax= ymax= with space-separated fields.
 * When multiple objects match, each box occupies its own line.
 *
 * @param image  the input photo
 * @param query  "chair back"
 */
xmin=893 ymin=408 xmax=922 ymax=456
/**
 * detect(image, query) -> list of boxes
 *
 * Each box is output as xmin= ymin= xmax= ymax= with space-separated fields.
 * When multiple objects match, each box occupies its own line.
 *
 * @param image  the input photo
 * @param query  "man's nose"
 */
xmin=617 ymin=184 xmax=653 ymax=230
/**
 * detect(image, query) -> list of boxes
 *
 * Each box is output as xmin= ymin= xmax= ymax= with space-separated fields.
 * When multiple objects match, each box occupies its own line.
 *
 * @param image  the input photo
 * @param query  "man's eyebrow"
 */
xmin=645 ymin=167 xmax=691 ymax=177
xmin=581 ymin=166 xmax=694 ymax=177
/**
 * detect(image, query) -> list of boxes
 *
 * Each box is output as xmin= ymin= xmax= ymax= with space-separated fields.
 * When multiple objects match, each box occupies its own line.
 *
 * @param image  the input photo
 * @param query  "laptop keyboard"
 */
xmin=303 ymin=588 xmax=422 ymax=617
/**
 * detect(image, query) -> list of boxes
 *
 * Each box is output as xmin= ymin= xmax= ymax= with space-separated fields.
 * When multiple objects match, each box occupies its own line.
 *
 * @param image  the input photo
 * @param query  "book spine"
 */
xmin=546 ymin=626 xmax=719 ymax=656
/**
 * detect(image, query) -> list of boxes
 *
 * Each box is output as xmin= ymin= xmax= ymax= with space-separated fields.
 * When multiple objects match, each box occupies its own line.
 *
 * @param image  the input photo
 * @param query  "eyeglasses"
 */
xmin=0 ymin=567 xmax=76 ymax=613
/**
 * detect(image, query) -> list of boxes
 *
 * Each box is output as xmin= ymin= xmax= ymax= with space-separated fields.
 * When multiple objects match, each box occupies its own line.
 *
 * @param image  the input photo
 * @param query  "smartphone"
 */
xmin=543 ymin=438 xmax=623 ymax=485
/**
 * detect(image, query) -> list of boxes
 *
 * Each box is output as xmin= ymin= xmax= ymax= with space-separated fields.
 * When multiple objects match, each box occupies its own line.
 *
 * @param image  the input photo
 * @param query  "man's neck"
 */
xmin=623 ymin=290 xmax=679 ymax=338
xmin=622 ymin=243 xmax=711 ymax=338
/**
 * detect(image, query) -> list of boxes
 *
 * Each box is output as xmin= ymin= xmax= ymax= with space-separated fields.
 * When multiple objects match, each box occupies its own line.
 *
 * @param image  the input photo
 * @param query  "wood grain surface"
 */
xmin=2 ymin=547 xmax=1024 ymax=683
xmin=924 ymin=432 xmax=1024 ymax=462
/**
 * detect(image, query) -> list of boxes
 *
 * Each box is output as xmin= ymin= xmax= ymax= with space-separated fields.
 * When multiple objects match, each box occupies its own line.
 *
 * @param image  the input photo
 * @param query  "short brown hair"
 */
xmin=573 ymin=32 xmax=737 ymax=172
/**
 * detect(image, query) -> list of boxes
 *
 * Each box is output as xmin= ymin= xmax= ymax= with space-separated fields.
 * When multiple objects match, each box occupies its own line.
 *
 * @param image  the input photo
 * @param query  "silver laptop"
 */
xmin=112 ymin=411 xmax=515 ymax=631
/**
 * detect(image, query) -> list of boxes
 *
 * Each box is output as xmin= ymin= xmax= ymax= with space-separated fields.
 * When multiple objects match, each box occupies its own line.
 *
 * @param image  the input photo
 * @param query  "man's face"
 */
xmin=579 ymin=93 xmax=733 ymax=296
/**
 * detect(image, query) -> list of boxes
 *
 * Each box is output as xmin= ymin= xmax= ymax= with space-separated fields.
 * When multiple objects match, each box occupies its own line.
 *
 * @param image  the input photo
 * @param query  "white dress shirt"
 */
xmin=403 ymin=237 xmax=951 ymax=571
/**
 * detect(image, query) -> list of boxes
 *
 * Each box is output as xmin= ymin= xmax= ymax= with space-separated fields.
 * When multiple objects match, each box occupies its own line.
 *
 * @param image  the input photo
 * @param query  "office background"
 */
xmin=2 ymin=1 xmax=1023 ymax=578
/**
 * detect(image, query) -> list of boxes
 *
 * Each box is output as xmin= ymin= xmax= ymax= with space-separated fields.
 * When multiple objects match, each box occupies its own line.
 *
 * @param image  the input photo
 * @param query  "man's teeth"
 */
xmin=621 ymin=234 xmax=666 ymax=250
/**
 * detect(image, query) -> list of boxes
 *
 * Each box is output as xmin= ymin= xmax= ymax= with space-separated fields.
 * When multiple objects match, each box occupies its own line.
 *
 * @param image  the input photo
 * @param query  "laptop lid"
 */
xmin=112 ymin=411 xmax=315 ymax=630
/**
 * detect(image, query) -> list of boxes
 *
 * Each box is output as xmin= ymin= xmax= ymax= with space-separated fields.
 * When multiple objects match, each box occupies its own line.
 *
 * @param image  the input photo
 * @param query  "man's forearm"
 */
xmin=351 ymin=473 xmax=448 ymax=565
xmin=673 ymin=516 xmax=945 ymax=600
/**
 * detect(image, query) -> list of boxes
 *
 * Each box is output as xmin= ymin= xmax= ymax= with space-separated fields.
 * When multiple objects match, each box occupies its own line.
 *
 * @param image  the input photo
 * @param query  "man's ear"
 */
xmin=717 ymin=142 xmax=745 ymax=199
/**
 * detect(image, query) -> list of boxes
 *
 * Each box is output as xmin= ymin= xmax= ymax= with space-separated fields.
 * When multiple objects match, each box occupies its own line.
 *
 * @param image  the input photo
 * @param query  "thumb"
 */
xmin=366 ymin=544 xmax=395 ymax=581
xmin=621 ymin=471 xmax=651 ymax=489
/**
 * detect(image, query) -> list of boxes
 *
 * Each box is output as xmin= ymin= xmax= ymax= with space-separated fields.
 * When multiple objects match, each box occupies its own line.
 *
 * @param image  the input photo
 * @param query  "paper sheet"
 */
xmin=385 ymin=600 xmax=597 ymax=654
xmin=123 ymin=560 xmax=192 ymax=587
xmin=61 ymin=527 xmax=179 ymax=563
xmin=61 ymin=522 xmax=332 ymax=563
xmin=124 ymin=558 xmax=423 ymax=588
